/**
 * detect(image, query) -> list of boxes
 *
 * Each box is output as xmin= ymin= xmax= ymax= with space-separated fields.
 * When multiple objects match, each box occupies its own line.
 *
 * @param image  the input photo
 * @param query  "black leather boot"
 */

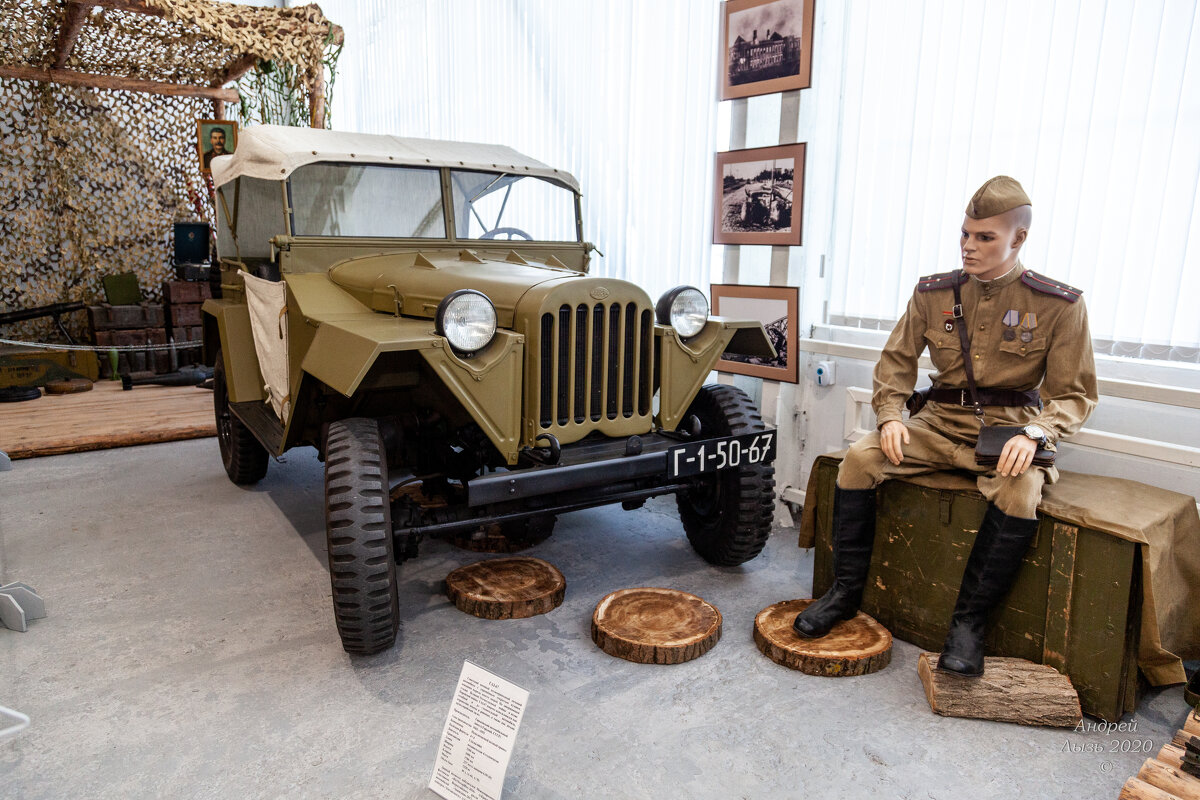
xmin=937 ymin=504 xmax=1039 ymax=677
xmin=793 ymin=487 xmax=877 ymax=638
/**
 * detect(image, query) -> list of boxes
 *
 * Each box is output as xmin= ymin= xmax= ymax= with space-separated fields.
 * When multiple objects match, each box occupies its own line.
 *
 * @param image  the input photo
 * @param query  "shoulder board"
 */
xmin=916 ymin=270 xmax=969 ymax=293
xmin=1021 ymin=270 xmax=1082 ymax=303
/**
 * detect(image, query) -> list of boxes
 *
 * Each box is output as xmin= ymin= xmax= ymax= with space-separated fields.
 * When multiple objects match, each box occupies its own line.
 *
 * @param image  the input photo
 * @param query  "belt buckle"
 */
xmin=960 ymin=389 xmax=969 ymax=407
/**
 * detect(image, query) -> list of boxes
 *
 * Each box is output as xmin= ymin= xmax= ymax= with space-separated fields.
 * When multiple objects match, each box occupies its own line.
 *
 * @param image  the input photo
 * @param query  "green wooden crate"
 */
xmin=810 ymin=457 xmax=1140 ymax=722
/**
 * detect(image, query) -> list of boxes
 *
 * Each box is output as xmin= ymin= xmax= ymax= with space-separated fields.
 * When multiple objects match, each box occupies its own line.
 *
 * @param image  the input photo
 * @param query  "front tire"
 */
xmin=325 ymin=418 xmax=399 ymax=655
xmin=676 ymin=385 xmax=775 ymax=566
xmin=213 ymin=349 xmax=269 ymax=485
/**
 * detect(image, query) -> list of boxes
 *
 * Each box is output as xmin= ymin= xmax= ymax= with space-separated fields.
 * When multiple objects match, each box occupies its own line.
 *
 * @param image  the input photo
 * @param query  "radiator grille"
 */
xmin=538 ymin=301 xmax=652 ymax=429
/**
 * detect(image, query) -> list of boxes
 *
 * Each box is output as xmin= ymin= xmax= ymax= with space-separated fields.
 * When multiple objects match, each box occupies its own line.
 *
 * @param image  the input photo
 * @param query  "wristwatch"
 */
xmin=1022 ymin=424 xmax=1049 ymax=447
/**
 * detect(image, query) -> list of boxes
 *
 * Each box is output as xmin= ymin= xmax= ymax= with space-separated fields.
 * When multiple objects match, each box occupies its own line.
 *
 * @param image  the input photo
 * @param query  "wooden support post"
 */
xmin=53 ymin=2 xmax=91 ymax=69
xmin=1137 ymin=758 xmax=1200 ymax=800
xmin=309 ymin=73 xmax=327 ymax=129
xmin=916 ymin=652 xmax=1081 ymax=727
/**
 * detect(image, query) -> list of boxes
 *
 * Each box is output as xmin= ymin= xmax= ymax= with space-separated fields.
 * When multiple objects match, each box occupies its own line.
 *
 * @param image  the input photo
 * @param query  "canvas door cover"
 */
xmin=798 ymin=451 xmax=1200 ymax=686
xmin=241 ymin=272 xmax=290 ymax=422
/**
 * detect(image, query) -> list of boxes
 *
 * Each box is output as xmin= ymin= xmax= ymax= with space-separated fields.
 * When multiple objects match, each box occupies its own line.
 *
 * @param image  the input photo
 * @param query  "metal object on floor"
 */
xmin=0 ymin=706 xmax=30 ymax=742
xmin=0 ymin=451 xmax=10 ymax=471
xmin=0 ymin=582 xmax=45 ymax=632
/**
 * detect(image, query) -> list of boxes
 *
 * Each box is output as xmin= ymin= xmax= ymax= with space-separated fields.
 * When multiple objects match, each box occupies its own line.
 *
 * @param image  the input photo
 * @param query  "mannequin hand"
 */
xmin=997 ymin=434 xmax=1038 ymax=477
xmin=880 ymin=420 xmax=909 ymax=466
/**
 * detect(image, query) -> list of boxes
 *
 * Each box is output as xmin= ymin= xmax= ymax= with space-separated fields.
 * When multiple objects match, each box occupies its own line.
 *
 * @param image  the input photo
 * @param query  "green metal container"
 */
xmin=810 ymin=456 xmax=1140 ymax=722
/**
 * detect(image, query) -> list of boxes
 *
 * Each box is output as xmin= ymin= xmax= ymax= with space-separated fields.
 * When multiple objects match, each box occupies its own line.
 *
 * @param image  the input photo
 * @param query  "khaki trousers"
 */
xmin=836 ymin=416 xmax=1051 ymax=519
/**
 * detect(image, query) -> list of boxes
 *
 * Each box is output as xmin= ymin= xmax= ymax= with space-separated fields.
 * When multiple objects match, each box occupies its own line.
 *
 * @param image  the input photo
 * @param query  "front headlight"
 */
xmin=655 ymin=286 xmax=709 ymax=339
xmin=436 ymin=289 xmax=497 ymax=355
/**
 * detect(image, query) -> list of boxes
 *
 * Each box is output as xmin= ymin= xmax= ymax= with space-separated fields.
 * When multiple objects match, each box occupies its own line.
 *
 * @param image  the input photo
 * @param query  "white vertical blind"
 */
xmin=311 ymin=0 xmax=722 ymax=302
xmin=825 ymin=0 xmax=1200 ymax=359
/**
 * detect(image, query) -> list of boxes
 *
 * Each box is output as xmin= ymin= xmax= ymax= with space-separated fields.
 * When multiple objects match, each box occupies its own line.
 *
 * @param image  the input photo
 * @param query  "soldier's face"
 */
xmin=960 ymin=215 xmax=1026 ymax=280
xmin=210 ymin=130 xmax=226 ymax=155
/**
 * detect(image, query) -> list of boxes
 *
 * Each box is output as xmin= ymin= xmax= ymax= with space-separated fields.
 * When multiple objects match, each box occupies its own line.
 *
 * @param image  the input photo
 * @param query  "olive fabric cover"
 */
xmin=242 ymin=272 xmax=290 ymax=422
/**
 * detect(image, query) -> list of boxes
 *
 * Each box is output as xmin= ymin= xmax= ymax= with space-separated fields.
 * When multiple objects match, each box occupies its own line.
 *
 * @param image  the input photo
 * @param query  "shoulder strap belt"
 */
xmin=950 ymin=272 xmax=984 ymax=418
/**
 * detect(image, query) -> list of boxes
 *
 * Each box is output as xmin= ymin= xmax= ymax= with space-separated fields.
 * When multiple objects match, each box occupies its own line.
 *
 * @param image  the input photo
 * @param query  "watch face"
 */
xmin=1025 ymin=425 xmax=1045 ymax=440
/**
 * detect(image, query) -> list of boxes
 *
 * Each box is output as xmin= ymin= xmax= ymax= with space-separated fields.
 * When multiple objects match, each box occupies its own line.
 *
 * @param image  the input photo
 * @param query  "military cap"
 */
xmin=965 ymin=176 xmax=1031 ymax=219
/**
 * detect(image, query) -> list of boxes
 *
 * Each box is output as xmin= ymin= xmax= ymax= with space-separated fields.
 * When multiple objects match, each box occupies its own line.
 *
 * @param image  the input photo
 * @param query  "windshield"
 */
xmin=450 ymin=170 xmax=579 ymax=242
xmin=289 ymin=163 xmax=445 ymax=238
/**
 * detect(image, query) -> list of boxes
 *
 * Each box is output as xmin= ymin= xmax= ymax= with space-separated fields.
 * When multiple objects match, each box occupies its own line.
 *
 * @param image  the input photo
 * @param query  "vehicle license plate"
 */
xmin=667 ymin=431 xmax=777 ymax=478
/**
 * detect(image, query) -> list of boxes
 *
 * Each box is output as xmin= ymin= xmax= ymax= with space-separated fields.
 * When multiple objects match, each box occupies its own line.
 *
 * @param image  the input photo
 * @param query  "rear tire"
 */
xmin=213 ymin=349 xmax=269 ymax=485
xmin=325 ymin=418 xmax=399 ymax=655
xmin=676 ymin=385 xmax=775 ymax=566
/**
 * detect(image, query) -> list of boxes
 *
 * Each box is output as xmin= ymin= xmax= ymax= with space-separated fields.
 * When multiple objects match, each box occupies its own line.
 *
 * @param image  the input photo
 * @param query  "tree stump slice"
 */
xmin=916 ymin=652 xmax=1082 ymax=727
xmin=753 ymin=599 xmax=892 ymax=677
xmin=591 ymin=588 xmax=721 ymax=665
xmin=445 ymin=557 xmax=565 ymax=620
xmin=44 ymin=378 xmax=93 ymax=395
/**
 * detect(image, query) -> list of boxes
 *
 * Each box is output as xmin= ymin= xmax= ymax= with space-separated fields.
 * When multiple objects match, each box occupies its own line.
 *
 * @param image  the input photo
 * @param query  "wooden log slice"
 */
xmin=753 ymin=599 xmax=892 ymax=677
xmin=591 ymin=588 xmax=721 ymax=665
xmin=44 ymin=378 xmax=94 ymax=395
xmin=916 ymin=652 xmax=1081 ymax=727
xmin=445 ymin=557 xmax=565 ymax=620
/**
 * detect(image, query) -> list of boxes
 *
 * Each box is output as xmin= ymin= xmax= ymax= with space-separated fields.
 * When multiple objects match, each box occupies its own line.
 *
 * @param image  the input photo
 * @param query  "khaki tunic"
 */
xmin=838 ymin=263 xmax=1099 ymax=517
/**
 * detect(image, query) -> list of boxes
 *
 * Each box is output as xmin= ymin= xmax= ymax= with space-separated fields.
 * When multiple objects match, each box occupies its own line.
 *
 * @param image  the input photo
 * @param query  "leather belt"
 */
xmin=927 ymin=387 xmax=1041 ymax=408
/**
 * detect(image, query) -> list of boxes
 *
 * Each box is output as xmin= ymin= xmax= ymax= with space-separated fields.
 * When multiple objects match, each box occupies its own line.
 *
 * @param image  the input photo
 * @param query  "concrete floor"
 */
xmin=0 ymin=438 xmax=1192 ymax=799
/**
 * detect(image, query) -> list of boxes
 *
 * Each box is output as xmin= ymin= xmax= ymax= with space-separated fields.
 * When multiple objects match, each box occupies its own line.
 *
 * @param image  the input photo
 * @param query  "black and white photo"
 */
xmin=713 ymin=143 xmax=805 ymax=246
xmin=720 ymin=0 xmax=814 ymax=100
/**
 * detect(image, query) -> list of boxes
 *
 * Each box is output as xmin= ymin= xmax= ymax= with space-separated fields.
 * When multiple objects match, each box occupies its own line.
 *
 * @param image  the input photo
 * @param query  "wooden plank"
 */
xmin=0 ymin=65 xmax=239 ymax=102
xmin=916 ymin=652 xmax=1081 ymax=727
xmin=1042 ymin=522 xmax=1078 ymax=672
xmin=0 ymin=380 xmax=215 ymax=459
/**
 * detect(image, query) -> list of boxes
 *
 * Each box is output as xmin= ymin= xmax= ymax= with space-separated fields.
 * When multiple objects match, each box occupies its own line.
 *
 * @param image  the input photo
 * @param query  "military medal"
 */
xmin=1019 ymin=311 xmax=1037 ymax=343
xmin=944 ymin=320 xmax=955 ymax=332
xmin=1003 ymin=329 xmax=1016 ymax=341
xmin=1002 ymin=310 xmax=1019 ymax=327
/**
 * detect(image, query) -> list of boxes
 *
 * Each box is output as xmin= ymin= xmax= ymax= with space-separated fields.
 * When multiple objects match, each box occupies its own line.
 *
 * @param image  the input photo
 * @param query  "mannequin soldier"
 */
xmin=793 ymin=176 xmax=1099 ymax=677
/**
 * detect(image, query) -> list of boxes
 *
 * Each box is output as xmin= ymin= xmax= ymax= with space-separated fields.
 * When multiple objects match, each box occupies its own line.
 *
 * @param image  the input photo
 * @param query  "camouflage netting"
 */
xmin=0 ymin=0 xmax=339 ymax=344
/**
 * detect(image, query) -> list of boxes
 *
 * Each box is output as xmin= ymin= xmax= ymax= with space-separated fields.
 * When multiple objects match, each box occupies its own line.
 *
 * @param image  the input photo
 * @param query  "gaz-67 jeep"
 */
xmin=204 ymin=125 xmax=778 ymax=655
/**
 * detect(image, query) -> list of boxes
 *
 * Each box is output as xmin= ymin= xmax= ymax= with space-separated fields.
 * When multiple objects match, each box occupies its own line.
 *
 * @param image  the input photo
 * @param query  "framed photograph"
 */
xmin=713 ymin=143 xmax=805 ymax=246
xmin=197 ymin=119 xmax=238 ymax=174
xmin=711 ymin=283 xmax=798 ymax=383
xmin=720 ymin=0 xmax=815 ymax=101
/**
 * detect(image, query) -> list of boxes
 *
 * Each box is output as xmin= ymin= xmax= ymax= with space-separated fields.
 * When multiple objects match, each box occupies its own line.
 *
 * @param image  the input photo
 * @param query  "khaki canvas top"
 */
xmin=210 ymin=125 xmax=581 ymax=193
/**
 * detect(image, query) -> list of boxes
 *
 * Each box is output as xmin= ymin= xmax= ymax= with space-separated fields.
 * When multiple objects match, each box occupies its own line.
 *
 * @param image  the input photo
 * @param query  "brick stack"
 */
xmin=162 ymin=280 xmax=211 ymax=367
xmin=88 ymin=303 xmax=169 ymax=376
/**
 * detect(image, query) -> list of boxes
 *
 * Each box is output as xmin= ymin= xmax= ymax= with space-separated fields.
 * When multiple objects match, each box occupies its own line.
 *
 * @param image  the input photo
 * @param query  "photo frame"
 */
xmin=720 ymin=0 xmax=815 ymax=101
xmin=711 ymin=283 xmax=798 ymax=383
xmin=713 ymin=143 xmax=805 ymax=246
xmin=197 ymin=119 xmax=238 ymax=174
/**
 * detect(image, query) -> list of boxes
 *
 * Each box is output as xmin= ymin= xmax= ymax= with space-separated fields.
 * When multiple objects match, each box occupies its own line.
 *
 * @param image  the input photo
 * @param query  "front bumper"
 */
xmin=466 ymin=430 xmax=772 ymax=508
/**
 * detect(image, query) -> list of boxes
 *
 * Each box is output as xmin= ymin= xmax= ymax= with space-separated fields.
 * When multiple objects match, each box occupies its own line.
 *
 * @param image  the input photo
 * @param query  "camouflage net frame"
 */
xmin=0 ymin=0 xmax=339 ymax=343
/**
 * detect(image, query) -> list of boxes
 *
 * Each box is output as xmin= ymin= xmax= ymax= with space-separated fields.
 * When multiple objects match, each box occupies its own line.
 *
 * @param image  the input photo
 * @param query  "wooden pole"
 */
xmin=1119 ymin=777 xmax=1186 ymax=800
xmin=309 ymin=72 xmax=326 ymax=129
xmin=52 ymin=2 xmax=91 ymax=69
xmin=1137 ymin=758 xmax=1200 ymax=800
xmin=0 ymin=65 xmax=238 ymax=102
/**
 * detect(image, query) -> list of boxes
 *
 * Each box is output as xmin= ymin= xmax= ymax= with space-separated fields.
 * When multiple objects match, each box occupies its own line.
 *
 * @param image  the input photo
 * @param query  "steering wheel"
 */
xmin=480 ymin=227 xmax=533 ymax=241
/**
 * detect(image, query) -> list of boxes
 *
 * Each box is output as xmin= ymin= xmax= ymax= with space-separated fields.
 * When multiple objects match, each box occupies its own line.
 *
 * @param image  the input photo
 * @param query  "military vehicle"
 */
xmin=204 ymin=125 xmax=778 ymax=655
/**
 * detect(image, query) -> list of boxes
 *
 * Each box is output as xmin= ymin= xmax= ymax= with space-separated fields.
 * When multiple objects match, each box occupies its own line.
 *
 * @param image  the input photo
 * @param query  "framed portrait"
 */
xmin=197 ymin=120 xmax=238 ymax=174
xmin=720 ymin=0 xmax=815 ymax=101
xmin=710 ymin=284 xmax=798 ymax=383
xmin=713 ymin=142 xmax=805 ymax=246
